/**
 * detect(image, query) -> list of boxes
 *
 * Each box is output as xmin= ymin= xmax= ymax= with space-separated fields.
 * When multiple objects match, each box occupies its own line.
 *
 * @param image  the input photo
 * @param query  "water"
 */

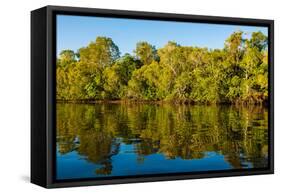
xmin=56 ymin=103 xmax=268 ymax=180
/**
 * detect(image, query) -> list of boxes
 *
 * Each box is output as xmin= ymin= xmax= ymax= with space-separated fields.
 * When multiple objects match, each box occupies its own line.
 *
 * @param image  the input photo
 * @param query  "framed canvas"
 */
xmin=31 ymin=5 xmax=274 ymax=188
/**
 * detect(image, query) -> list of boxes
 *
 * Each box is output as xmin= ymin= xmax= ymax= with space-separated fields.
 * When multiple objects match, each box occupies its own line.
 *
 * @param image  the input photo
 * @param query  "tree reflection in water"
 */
xmin=56 ymin=103 xmax=268 ymax=177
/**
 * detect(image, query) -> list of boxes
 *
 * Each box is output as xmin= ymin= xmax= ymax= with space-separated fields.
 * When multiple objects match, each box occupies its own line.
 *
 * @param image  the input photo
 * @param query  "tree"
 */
xmin=248 ymin=31 xmax=268 ymax=51
xmin=171 ymin=72 xmax=193 ymax=102
xmin=128 ymin=61 xmax=163 ymax=100
xmin=56 ymin=50 xmax=79 ymax=100
xmin=158 ymin=41 xmax=180 ymax=77
xmin=77 ymin=37 xmax=120 ymax=99
xmin=240 ymin=32 xmax=268 ymax=103
xmin=103 ymin=54 xmax=138 ymax=99
xmin=79 ymin=36 xmax=120 ymax=70
xmin=56 ymin=31 xmax=268 ymax=104
xmin=222 ymin=31 xmax=245 ymax=103
xmin=58 ymin=49 xmax=76 ymax=64
xmin=224 ymin=31 xmax=245 ymax=67
xmin=134 ymin=41 xmax=158 ymax=66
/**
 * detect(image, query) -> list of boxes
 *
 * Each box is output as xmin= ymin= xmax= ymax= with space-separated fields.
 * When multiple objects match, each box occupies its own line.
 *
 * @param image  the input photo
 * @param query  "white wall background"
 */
xmin=0 ymin=0 xmax=279 ymax=193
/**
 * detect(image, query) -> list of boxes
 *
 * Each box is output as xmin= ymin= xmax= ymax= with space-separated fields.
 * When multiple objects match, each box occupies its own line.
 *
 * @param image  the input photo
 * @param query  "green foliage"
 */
xmin=78 ymin=36 xmax=120 ymax=69
xmin=128 ymin=61 xmax=163 ymax=100
xmin=58 ymin=50 xmax=76 ymax=67
xmin=158 ymin=41 xmax=181 ymax=76
xmin=134 ymin=41 xmax=158 ymax=65
xmin=57 ymin=32 xmax=268 ymax=104
xmin=248 ymin=31 xmax=268 ymax=51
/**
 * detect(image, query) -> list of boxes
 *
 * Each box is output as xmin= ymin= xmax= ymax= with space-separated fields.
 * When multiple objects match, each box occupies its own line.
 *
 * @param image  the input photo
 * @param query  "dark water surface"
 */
xmin=56 ymin=103 xmax=268 ymax=180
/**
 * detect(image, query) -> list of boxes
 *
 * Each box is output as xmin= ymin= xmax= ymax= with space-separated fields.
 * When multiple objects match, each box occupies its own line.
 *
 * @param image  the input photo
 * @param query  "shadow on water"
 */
xmin=56 ymin=103 xmax=268 ymax=179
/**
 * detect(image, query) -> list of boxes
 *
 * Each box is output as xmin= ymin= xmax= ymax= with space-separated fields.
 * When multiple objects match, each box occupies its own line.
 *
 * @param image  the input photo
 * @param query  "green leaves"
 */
xmin=56 ymin=32 xmax=268 ymax=105
xmin=134 ymin=41 xmax=158 ymax=66
xmin=79 ymin=37 xmax=120 ymax=68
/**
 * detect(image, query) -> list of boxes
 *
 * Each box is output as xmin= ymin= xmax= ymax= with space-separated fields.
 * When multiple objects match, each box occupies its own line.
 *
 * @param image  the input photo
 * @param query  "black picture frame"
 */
xmin=31 ymin=5 xmax=274 ymax=188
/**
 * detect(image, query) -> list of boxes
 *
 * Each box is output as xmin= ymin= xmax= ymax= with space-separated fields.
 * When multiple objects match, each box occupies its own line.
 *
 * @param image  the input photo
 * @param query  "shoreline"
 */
xmin=56 ymin=99 xmax=267 ymax=106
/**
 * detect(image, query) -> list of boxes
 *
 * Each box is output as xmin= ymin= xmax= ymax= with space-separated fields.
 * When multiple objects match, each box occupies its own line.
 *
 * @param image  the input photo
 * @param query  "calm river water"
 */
xmin=56 ymin=103 xmax=268 ymax=180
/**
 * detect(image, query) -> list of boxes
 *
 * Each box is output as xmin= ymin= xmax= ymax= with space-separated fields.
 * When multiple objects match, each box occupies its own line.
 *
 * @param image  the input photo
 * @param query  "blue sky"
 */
xmin=57 ymin=15 xmax=268 ymax=56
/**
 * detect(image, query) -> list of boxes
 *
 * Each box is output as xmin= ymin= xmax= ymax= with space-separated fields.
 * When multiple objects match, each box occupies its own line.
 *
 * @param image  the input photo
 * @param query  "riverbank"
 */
xmin=56 ymin=99 xmax=268 ymax=106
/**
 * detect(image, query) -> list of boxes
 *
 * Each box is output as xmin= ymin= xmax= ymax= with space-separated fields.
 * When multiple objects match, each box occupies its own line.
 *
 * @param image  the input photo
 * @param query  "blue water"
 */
xmin=56 ymin=103 xmax=268 ymax=180
xmin=56 ymin=142 xmax=253 ymax=180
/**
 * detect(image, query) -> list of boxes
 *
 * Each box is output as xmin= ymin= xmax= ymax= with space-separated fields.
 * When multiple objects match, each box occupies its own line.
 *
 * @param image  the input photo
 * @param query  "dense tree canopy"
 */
xmin=134 ymin=41 xmax=158 ymax=66
xmin=57 ymin=31 xmax=268 ymax=104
